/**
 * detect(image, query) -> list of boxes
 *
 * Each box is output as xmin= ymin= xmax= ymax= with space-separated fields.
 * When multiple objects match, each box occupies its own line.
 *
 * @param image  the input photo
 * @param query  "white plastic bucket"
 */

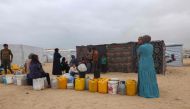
xmin=4 ymin=75 xmax=14 ymax=84
xmin=67 ymin=83 xmax=74 ymax=89
xmin=51 ymin=77 xmax=58 ymax=89
xmin=15 ymin=75 xmax=26 ymax=86
xmin=108 ymin=81 xmax=119 ymax=94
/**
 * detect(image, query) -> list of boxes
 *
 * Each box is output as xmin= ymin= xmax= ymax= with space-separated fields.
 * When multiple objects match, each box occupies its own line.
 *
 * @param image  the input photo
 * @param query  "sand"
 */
xmin=0 ymin=59 xmax=190 ymax=109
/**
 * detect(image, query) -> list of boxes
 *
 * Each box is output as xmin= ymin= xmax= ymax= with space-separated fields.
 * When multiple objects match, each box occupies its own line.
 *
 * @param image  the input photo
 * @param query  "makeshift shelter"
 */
xmin=76 ymin=40 xmax=166 ymax=74
xmin=166 ymin=44 xmax=183 ymax=67
xmin=0 ymin=44 xmax=45 ymax=65
xmin=44 ymin=49 xmax=76 ymax=63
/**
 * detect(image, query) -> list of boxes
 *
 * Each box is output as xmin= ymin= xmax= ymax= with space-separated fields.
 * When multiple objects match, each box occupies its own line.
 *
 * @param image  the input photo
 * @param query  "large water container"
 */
xmin=57 ymin=76 xmax=67 ymax=89
xmin=98 ymin=78 xmax=109 ymax=94
xmin=3 ymin=75 xmax=14 ymax=84
xmin=108 ymin=80 xmax=119 ymax=94
xmin=51 ymin=77 xmax=58 ymax=89
xmin=33 ymin=78 xmax=45 ymax=90
xmin=75 ymin=78 xmax=85 ymax=91
xmin=0 ymin=75 xmax=4 ymax=83
xmin=118 ymin=81 xmax=126 ymax=95
xmin=67 ymin=83 xmax=74 ymax=89
xmin=89 ymin=79 xmax=98 ymax=92
xmin=126 ymin=80 xmax=137 ymax=96
xmin=15 ymin=74 xmax=27 ymax=86
xmin=85 ymin=76 xmax=90 ymax=90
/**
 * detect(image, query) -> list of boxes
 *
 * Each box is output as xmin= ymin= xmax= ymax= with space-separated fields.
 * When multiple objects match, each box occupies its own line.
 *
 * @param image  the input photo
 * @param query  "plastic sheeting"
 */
xmin=0 ymin=44 xmax=45 ymax=65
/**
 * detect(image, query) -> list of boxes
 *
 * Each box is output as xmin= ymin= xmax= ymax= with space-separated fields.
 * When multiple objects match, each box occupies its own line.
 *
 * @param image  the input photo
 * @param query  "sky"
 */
xmin=0 ymin=0 xmax=190 ymax=49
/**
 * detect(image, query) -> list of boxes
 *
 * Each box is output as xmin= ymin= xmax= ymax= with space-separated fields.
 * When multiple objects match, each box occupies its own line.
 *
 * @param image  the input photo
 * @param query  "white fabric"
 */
xmin=77 ymin=64 xmax=87 ymax=72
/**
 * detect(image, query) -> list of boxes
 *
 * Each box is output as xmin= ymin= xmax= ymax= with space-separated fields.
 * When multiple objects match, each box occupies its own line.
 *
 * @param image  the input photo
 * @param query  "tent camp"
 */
xmin=44 ymin=49 xmax=76 ymax=63
xmin=0 ymin=44 xmax=45 ymax=65
xmin=166 ymin=44 xmax=183 ymax=67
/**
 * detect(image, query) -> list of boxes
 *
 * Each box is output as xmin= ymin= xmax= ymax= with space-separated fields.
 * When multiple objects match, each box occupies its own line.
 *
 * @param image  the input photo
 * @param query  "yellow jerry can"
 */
xmin=75 ymin=78 xmax=85 ymax=91
xmin=57 ymin=76 xmax=67 ymax=89
xmin=89 ymin=79 xmax=98 ymax=92
xmin=98 ymin=78 xmax=108 ymax=94
xmin=11 ymin=64 xmax=20 ymax=70
xmin=126 ymin=80 xmax=137 ymax=96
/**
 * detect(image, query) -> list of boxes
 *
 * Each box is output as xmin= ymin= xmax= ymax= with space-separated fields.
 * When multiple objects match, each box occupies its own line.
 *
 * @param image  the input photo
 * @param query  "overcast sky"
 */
xmin=0 ymin=0 xmax=189 ymax=49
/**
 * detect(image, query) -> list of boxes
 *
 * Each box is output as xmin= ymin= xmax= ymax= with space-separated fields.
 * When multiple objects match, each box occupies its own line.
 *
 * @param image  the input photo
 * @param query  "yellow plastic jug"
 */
xmin=1 ymin=70 xmax=12 ymax=74
xmin=57 ymin=76 xmax=67 ymax=89
xmin=98 ymin=78 xmax=109 ymax=94
xmin=75 ymin=78 xmax=85 ymax=91
xmin=89 ymin=79 xmax=98 ymax=92
xmin=11 ymin=64 xmax=20 ymax=70
xmin=126 ymin=80 xmax=137 ymax=96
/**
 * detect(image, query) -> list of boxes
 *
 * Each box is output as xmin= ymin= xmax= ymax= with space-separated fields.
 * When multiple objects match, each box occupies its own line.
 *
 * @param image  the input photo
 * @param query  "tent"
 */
xmin=166 ymin=44 xmax=183 ymax=66
xmin=44 ymin=49 xmax=76 ymax=63
xmin=0 ymin=44 xmax=45 ymax=65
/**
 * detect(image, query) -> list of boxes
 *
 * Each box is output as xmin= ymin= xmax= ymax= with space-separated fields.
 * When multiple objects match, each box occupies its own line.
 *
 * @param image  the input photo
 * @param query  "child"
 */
xmin=101 ymin=55 xmax=107 ymax=73
xmin=69 ymin=64 xmax=78 ymax=77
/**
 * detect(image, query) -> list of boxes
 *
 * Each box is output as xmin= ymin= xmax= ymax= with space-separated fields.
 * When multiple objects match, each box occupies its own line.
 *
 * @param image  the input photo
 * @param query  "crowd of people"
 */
xmin=52 ymin=47 xmax=107 ymax=79
xmin=0 ymin=35 xmax=160 ymax=98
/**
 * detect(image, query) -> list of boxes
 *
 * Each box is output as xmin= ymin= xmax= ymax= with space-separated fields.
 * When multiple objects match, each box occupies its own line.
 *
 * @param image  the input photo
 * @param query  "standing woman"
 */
xmin=52 ymin=48 xmax=62 ymax=75
xmin=137 ymin=35 xmax=160 ymax=98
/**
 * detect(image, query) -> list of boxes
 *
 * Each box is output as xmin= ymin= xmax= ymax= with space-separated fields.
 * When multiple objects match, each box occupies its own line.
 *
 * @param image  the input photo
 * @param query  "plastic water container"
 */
xmin=85 ymin=77 xmax=90 ymax=90
xmin=75 ymin=78 xmax=85 ymax=91
xmin=67 ymin=83 xmax=74 ymax=89
xmin=108 ymin=81 xmax=119 ymax=94
xmin=43 ymin=77 xmax=49 ymax=88
xmin=126 ymin=80 xmax=137 ymax=96
xmin=3 ymin=75 xmax=14 ymax=84
xmin=33 ymin=78 xmax=45 ymax=91
xmin=57 ymin=76 xmax=67 ymax=89
xmin=15 ymin=75 xmax=26 ymax=86
xmin=0 ymin=75 xmax=3 ymax=83
xmin=98 ymin=78 xmax=109 ymax=94
xmin=89 ymin=79 xmax=98 ymax=92
xmin=13 ymin=76 xmax=17 ymax=85
xmin=118 ymin=81 xmax=126 ymax=95
xmin=51 ymin=77 xmax=58 ymax=89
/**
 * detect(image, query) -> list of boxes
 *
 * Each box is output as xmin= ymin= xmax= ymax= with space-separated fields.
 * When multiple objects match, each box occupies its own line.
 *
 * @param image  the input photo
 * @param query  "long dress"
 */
xmin=52 ymin=52 xmax=62 ymax=75
xmin=137 ymin=43 xmax=160 ymax=98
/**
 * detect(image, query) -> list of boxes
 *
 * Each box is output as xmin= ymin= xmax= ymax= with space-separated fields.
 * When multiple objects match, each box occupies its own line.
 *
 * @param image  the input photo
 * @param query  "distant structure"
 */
xmin=44 ymin=49 xmax=76 ymax=63
xmin=166 ymin=44 xmax=183 ymax=67
xmin=0 ymin=44 xmax=45 ymax=65
xmin=184 ymin=50 xmax=190 ymax=58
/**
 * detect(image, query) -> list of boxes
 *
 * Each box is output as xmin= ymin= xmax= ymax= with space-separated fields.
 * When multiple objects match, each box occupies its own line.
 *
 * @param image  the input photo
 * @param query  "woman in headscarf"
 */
xmin=137 ymin=35 xmax=160 ymax=98
xmin=27 ymin=54 xmax=50 ymax=86
xmin=52 ymin=48 xmax=62 ymax=75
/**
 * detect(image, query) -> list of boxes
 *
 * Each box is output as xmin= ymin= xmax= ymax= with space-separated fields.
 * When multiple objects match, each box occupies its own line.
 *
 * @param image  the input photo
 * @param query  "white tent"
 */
xmin=44 ymin=49 xmax=76 ymax=63
xmin=166 ymin=44 xmax=183 ymax=67
xmin=0 ymin=44 xmax=45 ymax=65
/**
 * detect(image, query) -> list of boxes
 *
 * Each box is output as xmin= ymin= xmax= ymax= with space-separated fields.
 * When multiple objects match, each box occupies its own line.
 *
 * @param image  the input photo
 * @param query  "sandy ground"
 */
xmin=0 ymin=59 xmax=190 ymax=109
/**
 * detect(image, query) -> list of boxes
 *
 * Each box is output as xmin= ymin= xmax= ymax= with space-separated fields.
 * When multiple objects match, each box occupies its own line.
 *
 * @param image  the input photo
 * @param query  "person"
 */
xmin=24 ymin=53 xmax=34 ymax=73
xmin=137 ymin=35 xmax=160 ymax=98
xmin=69 ymin=64 xmax=78 ymax=77
xmin=27 ymin=54 xmax=50 ymax=87
xmin=69 ymin=55 xmax=78 ymax=67
xmin=52 ymin=48 xmax=62 ymax=75
xmin=101 ymin=54 xmax=107 ymax=73
xmin=137 ymin=36 xmax=143 ymax=91
xmin=61 ymin=57 xmax=70 ymax=73
xmin=0 ymin=44 xmax=13 ymax=74
xmin=86 ymin=47 xmax=93 ymax=73
xmin=92 ymin=47 xmax=100 ymax=78
xmin=138 ymin=36 xmax=143 ymax=45
xmin=77 ymin=58 xmax=87 ymax=78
